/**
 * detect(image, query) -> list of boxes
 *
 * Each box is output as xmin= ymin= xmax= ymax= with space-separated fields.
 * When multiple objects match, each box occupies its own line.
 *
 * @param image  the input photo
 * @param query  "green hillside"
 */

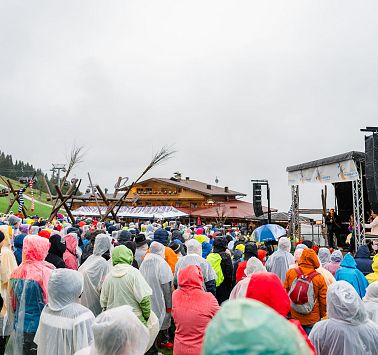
xmin=0 ymin=176 xmax=64 ymax=218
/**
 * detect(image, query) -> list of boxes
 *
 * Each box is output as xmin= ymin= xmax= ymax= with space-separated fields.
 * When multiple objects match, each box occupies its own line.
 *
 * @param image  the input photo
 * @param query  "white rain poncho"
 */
xmin=78 ymin=234 xmax=111 ymax=316
xmin=174 ymin=239 xmax=216 ymax=289
xmin=0 ymin=225 xmax=18 ymax=336
xmin=75 ymin=305 xmax=149 ymax=355
xmin=310 ymin=281 xmax=378 ymax=355
xmin=318 ymin=247 xmax=331 ymax=266
xmin=265 ymin=237 xmax=295 ymax=283
xmin=34 ymin=269 xmax=94 ymax=355
xmin=135 ymin=244 xmax=148 ymax=267
xmin=363 ymin=281 xmax=378 ymax=323
xmin=139 ymin=242 xmax=173 ymax=328
xmin=230 ymin=258 xmax=266 ymax=300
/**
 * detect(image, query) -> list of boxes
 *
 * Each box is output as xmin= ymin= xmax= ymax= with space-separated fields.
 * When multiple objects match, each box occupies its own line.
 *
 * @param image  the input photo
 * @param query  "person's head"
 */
xmin=318 ymin=247 xmax=331 ymax=266
xmin=23 ymin=235 xmax=50 ymax=262
xmin=245 ymin=257 xmax=266 ymax=277
xmin=213 ymin=237 xmax=228 ymax=253
xmin=277 ymin=237 xmax=291 ymax=253
xmin=327 ymin=281 xmax=367 ymax=324
xmin=48 ymin=269 xmax=83 ymax=311
xmin=19 ymin=224 xmax=31 ymax=235
xmin=153 ymin=228 xmax=169 ymax=246
xmin=244 ymin=243 xmax=258 ymax=260
xmin=64 ymin=233 xmax=79 ymax=253
xmin=118 ymin=230 xmax=132 ymax=243
xmin=299 ymin=248 xmax=320 ymax=269
xmin=330 ymin=250 xmax=343 ymax=263
xmin=178 ymin=264 xmax=204 ymax=290
xmin=185 ymin=239 xmax=202 ymax=256
xmin=302 ymin=240 xmax=313 ymax=249
xmin=329 ymin=208 xmax=335 ymax=216
xmin=91 ymin=305 xmax=149 ymax=355
xmin=48 ymin=234 xmax=67 ymax=258
xmin=294 ymin=248 xmax=305 ymax=264
xmin=93 ymin=234 xmax=111 ymax=257
xmin=0 ymin=225 xmax=10 ymax=249
xmin=112 ymin=245 xmax=134 ymax=266
xmin=246 ymin=272 xmax=290 ymax=317
xmin=169 ymin=241 xmax=181 ymax=254
xmin=149 ymin=241 xmax=165 ymax=258
xmin=202 ymin=298 xmax=312 ymax=355
xmin=364 ymin=281 xmax=378 ymax=303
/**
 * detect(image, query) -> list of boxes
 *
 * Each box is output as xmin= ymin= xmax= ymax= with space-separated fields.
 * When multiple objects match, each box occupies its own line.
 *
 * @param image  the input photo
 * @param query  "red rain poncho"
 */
xmin=246 ymin=272 xmax=316 ymax=354
xmin=172 ymin=265 xmax=219 ymax=355
xmin=63 ymin=233 xmax=79 ymax=270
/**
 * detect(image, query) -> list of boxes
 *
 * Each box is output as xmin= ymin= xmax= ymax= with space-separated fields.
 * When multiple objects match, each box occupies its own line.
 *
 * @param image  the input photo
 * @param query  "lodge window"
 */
xmin=145 ymin=187 xmax=153 ymax=194
xmin=190 ymin=203 xmax=197 ymax=209
xmin=137 ymin=188 xmax=144 ymax=194
xmin=175 ymin=201 xmax=181 ymax=208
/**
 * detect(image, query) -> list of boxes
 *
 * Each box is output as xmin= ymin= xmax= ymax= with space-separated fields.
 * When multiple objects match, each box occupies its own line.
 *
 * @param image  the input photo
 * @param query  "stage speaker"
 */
xmin=365 ymin=134 xmax=378 ymax=212
xmin=253 ymin=183 xmax=264 ymax=217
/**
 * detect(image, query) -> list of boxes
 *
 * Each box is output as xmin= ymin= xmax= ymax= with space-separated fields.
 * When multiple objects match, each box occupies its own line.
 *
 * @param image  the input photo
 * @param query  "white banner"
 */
xmin=288 ymin=159 xmax=359 ymax=185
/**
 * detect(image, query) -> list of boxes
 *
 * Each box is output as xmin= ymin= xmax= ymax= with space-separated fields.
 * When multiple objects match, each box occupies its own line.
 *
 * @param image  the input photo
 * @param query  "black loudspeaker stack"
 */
xmin=365 ymin=134 xmax=378 ymax=213
xmin=253 ymin=183 xmax=264 ymax=217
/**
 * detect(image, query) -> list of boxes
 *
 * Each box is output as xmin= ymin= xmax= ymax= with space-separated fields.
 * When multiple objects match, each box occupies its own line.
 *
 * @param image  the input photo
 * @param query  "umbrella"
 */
xmin=252 ymin=224 xmax=287 ymax=242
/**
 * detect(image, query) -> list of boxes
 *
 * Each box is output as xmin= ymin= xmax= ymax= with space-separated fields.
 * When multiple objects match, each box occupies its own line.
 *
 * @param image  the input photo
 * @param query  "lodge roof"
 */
xmin=139 ymin=178 xmax=247 ymax=197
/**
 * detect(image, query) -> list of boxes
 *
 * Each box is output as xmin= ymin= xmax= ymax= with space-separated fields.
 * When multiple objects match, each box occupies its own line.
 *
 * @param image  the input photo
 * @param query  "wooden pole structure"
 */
xmin=96 ymin=185 xmax=118 ymax=221
xmin=54 ymin=185 xmax=76 ymax=224
xmin=88 ymin=173 xmax=103 ymax=219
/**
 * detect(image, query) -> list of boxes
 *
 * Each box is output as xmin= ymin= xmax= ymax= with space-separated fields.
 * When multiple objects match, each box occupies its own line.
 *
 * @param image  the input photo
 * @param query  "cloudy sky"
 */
xmin=1 ymin=1 xmax=377 ymax=211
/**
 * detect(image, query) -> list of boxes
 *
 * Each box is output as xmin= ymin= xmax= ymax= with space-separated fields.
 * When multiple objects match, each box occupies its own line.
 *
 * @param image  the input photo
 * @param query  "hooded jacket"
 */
xmin=284 ymin=249 xmax=327 ymax=326
xmin=246 ymin=272 xmax=316 ymax=354
xmin=13 ymin=233 xmax=27 ymax=265
xmin=235 ymin=243 xmax=258 ymax=283
xmin=354 ymin=245 xmax=373 ymax=275
xmin=172 ymin=265 xmax=219 ymax=355
xmin=366 ymin=255 xmax=378 ymax=284
xmin=63 ymin=234 xmax=79 ymax=270
xmin=335 ymin=254 xmax=368 ymax=298
xmin=46 ymin=234 xmax=67 ymax=269
xmin=324 ymin=250 xmax=343 ymax=276
xmin=10 ymin=236 xmax=54 ymax=333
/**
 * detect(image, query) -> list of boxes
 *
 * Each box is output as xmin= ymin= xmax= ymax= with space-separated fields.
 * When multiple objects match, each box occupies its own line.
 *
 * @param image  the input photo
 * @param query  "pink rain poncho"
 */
xmin=8 ymin=235 xmax=54 ymax=354
xmin=63 ymin=233 xmax=79 ymax=270
xmin=172 ymin=265 xmax=219 ymax=355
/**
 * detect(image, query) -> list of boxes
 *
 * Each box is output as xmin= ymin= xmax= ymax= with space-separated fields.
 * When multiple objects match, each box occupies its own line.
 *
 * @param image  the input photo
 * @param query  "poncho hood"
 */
xmin=340 ymin=254 xmax=357 ymax=269
xmin=112 ymin=245 xmax=133 ymax=266
xmin=355 ymin=245 xmax=371 ymax=259
xmin=178 ymin=265 xmax=203 ymax=290
xmin=23 ymin=235 xmax=50 ymax=262
xmin=246 ymin=272 xmax=290 ymax=317
xmin=299 ymin=249 xmax=320 ymax=269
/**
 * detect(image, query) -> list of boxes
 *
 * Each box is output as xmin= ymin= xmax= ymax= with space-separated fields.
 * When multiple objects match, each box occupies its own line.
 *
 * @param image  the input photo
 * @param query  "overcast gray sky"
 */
xmin=0 ymin=1 xmax=376 ymax=211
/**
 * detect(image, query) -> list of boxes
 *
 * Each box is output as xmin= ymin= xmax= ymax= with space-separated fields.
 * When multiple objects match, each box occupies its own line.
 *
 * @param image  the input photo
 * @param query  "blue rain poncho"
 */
xmin=335 ymin=254 xmax=368 ymax=298
xmin=310 ymin=281 xmax=378 ymax=355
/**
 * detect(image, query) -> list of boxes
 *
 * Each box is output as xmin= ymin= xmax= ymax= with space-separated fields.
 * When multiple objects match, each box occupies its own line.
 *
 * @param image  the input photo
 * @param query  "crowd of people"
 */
xmin=0 ymin=212 xmax=378 ymax=354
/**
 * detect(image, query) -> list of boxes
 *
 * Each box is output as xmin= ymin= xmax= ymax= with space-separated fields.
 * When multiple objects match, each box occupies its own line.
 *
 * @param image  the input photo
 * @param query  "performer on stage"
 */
xmin=325 ymin=208 xmax=342 ymax=249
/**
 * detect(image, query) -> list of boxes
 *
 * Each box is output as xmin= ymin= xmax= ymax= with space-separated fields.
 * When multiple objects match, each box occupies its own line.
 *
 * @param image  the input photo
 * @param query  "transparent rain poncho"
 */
xmin=7 ymin=235 xmax=54 ymax=355
xmin=266 ymin=237 xmax=295 ymax=283
xmin=202 ymin=298 xmax=313 ymax=355
xmin=174 ymin=239 xmax=216 ymax=289
xmin=0 ymin=225 xmax=18 ymax=336
xmin=139 ymin=242 xmax=173 ymax=328
xmin=34 ymin=269 xmax=94 ymax=355
xmin=310 ymin=281 xmax=378 ymax=355
xmin=318 ymin=248 xmax=331 ymax=266
xmin=230 ymin=258 xmax=266 ymax=300
xmin=78 ymin=234 xmax=112 ymax=316
xmin=75 ymin=305 xmax=149 ymax=355
xmin=363 ymin=281 xmax=378 ymax=324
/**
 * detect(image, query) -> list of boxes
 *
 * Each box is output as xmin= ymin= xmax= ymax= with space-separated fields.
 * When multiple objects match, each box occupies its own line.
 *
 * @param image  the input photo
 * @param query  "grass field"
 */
xmin=0 ymin=176 xmax=63 ymax=218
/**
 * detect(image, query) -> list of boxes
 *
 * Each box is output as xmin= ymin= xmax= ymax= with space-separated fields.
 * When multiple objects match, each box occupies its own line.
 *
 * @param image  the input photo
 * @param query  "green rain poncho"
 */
xmin=202 ymin=298 xmax=313 ymax=355
xmin=100 ymin=246 xmax=152 ymax=324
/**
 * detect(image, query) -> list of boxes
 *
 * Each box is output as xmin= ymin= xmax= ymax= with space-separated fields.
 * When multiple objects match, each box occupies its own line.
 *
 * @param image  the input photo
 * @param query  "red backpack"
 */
xmin=288 ymin=267 xmax=319 ymax=314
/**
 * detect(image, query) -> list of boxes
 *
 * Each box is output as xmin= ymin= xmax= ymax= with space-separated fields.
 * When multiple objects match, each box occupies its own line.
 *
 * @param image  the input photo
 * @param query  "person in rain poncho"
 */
xmin=134 ymin=234 xmax=149 ymax=267
xmin=202 ymin=298 xmax=313 ymax=355
xmin=34 ymin=269 xmax=94 ymax=354
xmin=45 ymin=234 xmax=67 ymax=269
xmin=284 ymin=249 xmax=327 ymax=335
xmin=317 ymin=248 xmax=331 ymax=266
xmin=206 ymin=237 xmax=233 ymax=305
xmin=229 ymin=257 xmax=266 ymax=300
xmin=100 ymin=245 xmax=152 ymax=324
xmin=289 ymin=244 xmax=307 ymax=269
xmin=235 ymin=243 xmax=258 ymax=283
xmin=366 ymin=254 xmax=378 ymax=283
xmin=310 ymin=281 xmax=378 ymax=355
xmin=75 ymin=305 xmax=149 ymax=355
xmin=153 ymin=228 xmax=178 ymax=274
xmin=0 ymin=226 xmax=18 ymax=353
xmin=172 ymin=265 xmax=219 ymax=355
xmin=174 ymin=239 xmax=216 ymax=296
xmin=8 ymin=235 xmax=54 ymax=355
xmin=63 ymin=233 xmax=79 ymax=270
xmin=78 ymin=234 xmax=111 ymax=316
xmin=13 ymin=233 xmax=27 ymax=266
xmin=139 ymin=242 xmax=173 ymax=349
xmin=363 ymin=281 xmax=378 ymax=323
xmin=335 ymin=253 xmax=368 ymax=298
xmin=316 ymin=255 xmax=335 ymax=287
xmin=246 ymin=272 xmax=316 ymax=354
xmin=354 ymin=244 xmax=373 ymax=275
xmin=266 ymin=237 xmax=295 ymax=283
xmin=324 ymin=250 xmax=343 ymax=276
